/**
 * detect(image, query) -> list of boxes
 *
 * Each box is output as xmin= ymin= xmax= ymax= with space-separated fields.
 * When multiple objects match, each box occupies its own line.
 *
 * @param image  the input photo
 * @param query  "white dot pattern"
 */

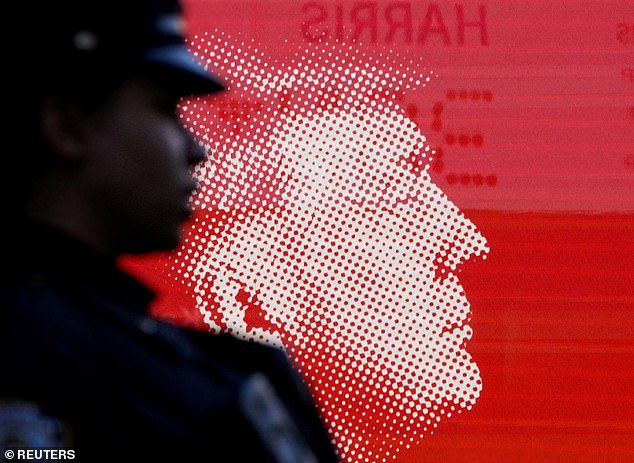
xmin=172 ymin=33 xmax=489 ymax=462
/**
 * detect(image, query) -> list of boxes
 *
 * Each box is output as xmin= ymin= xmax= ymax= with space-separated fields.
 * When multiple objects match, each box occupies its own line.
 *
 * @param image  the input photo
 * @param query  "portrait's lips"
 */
xmin=440 ymin=320 xmax=471 ymax=338
xmin=440 ymin=323 xmax=473 ymax=355
xmin=181 ymin=185 xmax=198 ymax=218
xmin=438 ymin=322 xmax=473 ymax=354
xmin=433 ymin=272 xmax=472 ymax=336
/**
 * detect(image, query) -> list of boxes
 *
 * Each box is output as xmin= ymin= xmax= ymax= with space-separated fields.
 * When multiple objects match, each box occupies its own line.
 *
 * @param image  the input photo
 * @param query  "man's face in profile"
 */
xmin=173 ymin=35 xmax=489 ymax=462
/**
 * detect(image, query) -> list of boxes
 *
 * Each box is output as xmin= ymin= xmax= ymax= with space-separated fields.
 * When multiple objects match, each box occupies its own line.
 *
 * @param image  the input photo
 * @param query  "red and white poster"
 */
xmin=122 ymin=1 xmax=634 ymax=461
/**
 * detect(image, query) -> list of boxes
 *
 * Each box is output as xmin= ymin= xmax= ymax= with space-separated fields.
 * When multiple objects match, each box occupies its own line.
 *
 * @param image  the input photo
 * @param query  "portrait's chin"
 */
xmin=315 ymin=348 xmax=482 ymax=463
xmin=430 ymin=348 xmax=482 ymax=412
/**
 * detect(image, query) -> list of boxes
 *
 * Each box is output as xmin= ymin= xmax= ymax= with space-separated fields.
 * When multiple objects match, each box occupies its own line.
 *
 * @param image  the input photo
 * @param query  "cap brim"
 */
xmin=141 ymin=44 xmax=225 ymax=96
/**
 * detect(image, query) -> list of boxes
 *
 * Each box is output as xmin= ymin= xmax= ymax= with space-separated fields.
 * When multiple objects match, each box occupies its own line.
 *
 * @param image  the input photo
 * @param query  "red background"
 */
xmin=125 ymin=1 xmax=634 ymax=461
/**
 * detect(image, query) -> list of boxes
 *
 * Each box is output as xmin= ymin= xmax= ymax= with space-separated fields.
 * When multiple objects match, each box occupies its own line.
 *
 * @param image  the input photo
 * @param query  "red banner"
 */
xmin=122 ymin=1 xmax=634 ymax=461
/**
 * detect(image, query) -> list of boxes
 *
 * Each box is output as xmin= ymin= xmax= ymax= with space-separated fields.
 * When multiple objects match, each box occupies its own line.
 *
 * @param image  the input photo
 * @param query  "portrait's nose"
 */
xmin=185 ymin=130 xmax=208 ymax=167
xmin=436 ymin=213 xmax=489 ymax=278
xmin=411 ymin=179 xmax=489 ymax=277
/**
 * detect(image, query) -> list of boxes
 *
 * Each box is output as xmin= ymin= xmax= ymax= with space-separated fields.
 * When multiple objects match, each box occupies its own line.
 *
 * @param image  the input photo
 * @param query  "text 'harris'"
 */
xmin=300 ymin=2 xmax=489 ymax=46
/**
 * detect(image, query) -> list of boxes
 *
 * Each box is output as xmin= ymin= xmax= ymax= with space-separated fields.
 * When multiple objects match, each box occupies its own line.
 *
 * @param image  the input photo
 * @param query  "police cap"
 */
xmin=1 ymin=0 xmax=224 ymax=96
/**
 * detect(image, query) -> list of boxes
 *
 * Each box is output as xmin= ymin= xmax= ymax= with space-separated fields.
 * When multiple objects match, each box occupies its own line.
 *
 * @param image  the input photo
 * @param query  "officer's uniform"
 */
xmin=0 ymin=220 xmax=340 ymax=462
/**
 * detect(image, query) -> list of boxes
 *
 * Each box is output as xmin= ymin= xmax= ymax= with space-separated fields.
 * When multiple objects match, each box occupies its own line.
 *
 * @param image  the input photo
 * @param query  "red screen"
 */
xmin=121 ymin=1 xmax=634 ymax=461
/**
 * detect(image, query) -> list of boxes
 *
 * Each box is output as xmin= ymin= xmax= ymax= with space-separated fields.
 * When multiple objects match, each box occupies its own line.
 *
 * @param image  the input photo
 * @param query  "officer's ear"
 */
xmin=38 ymin=95 xmax=89 ymax=162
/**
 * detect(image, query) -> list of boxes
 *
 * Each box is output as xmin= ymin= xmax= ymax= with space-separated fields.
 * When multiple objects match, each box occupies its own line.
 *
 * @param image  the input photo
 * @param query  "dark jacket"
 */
xmin=0 ymin=220 xmax=339 ymax=462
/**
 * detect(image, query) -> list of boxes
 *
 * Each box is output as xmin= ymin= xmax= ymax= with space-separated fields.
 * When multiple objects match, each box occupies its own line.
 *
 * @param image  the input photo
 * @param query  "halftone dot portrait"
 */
xmin=152 ymin=33 xmax=489 ymax=463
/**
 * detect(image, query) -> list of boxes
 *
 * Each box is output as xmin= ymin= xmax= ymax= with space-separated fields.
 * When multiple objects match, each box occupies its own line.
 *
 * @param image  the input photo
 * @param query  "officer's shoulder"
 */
xmin=186 ymin=328 xmax=287 ymax=358
xmin=0 ymin=399 xmax=72 ymax=448
xmin=180 ymin=327 xmax=294 ymax=374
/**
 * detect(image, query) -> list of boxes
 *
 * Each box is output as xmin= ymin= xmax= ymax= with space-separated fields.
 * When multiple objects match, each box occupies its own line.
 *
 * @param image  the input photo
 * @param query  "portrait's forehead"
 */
xmin=276 ymin=103 xmax=426 ymax=155
xmin=218 ymin=105 xmax=434 ymax=212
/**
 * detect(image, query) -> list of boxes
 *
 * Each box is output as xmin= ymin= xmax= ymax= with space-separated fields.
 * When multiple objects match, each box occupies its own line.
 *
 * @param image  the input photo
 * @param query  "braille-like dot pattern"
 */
xmin=172 ymin=33 xmax=489 ymax=462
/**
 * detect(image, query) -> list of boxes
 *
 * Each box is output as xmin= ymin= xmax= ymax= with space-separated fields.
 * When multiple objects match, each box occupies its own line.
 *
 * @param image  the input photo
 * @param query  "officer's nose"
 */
xmin=185 ymin=131 xmax=207 ymax=167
